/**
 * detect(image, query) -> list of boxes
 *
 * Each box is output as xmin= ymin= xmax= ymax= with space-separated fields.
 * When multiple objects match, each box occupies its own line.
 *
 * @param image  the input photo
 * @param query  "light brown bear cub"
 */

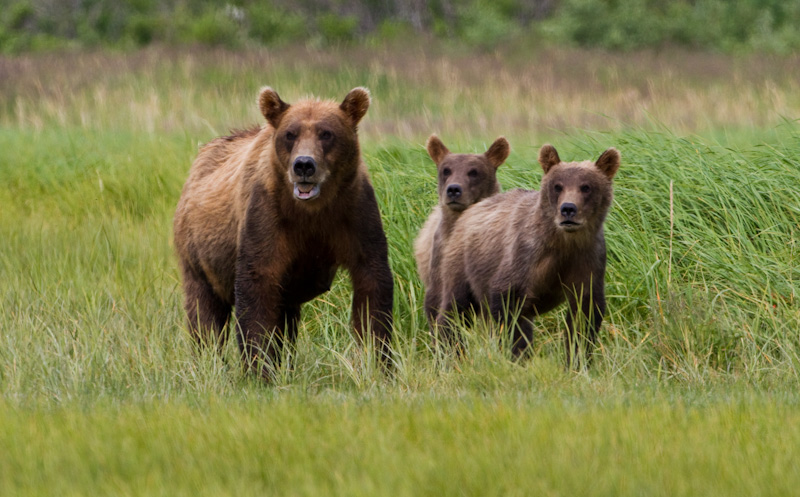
xmin=436 ymin=144 xmax=620 ymax=366
xmin=414 ymin=135 xmax=509 ymax=329
xmin=173 ymin=87 xmax=393 ymax=376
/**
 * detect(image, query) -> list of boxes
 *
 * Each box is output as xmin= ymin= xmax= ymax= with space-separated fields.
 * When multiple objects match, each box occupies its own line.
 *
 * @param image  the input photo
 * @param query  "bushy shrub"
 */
xmin=456 ymin=1 xmax=519 ymax=48
xmin=317 ymin=13 xmax=358 ymax=44
xmin=247 ymin=4 xmax=306 ymax=45
xmin=126 ymin=14 xmax=162 ymax=46
xmin=549 ymin=0 xmax=800 ymax=52
xmin=189 ymin=9 xmax=242 ymax=48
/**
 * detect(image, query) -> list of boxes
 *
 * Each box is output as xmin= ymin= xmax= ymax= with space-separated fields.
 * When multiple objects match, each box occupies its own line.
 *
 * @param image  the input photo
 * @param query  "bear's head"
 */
xmin=426 ymin=135 xmax=509 ymax=213
xmin=537 ymin=144 xmax=620 ymax=233
xmin=259 ymin=87 xmax=370 ymax=203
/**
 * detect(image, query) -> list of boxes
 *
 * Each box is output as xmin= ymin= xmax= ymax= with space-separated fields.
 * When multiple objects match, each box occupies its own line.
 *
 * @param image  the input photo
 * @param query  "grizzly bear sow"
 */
xmin=436 ymin=144 xmax=620 ymax=366
xmin=414 ymin=135 xmax=509 ymax=329
xmin=173 ymin=87 xmax=393 ymax=374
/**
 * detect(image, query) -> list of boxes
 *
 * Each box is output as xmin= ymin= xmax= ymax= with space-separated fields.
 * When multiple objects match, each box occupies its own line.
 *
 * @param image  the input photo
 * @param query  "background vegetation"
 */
xmin=3 ymin=0 xmax=800 ymax=54
xmin=1 ymin=9 xmax=800 ymax=494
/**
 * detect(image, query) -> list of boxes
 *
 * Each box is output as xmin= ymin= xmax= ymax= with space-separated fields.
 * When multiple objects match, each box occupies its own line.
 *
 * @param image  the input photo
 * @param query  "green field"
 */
xmin=1 ymin=46 xmax=799 ymax=495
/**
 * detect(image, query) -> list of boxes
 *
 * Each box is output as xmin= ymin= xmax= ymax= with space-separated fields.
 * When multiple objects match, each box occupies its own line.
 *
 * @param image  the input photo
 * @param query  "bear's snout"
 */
xmin=293 ymin=156 xmax=317 ymax=179
xmin=446 ymin=184 xmax=463 ymax=202
xmin=560 ymin=202 xmax=578 ymax=220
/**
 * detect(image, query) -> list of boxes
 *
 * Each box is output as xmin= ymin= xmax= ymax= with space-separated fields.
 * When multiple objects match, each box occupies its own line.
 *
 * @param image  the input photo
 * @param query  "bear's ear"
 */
xmin=340 ymin=87 xmax=371 ymax=125
xmin=538 ymin=144 xmax=561 ymax=174
xmin=259 ymin=87 xmax=290 ymax=128
xmin=426 ymin=135 xmax=450 ymax=165
xmin=595 ymin=147 xmax=620 ymax=179
xmin=484 ymin=136 xmax=510 ymax=169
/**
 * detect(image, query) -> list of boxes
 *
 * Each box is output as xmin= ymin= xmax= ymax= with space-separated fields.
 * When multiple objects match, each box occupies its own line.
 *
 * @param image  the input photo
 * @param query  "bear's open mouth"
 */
xmin=294 ymin=182 xmax=320 ymax=200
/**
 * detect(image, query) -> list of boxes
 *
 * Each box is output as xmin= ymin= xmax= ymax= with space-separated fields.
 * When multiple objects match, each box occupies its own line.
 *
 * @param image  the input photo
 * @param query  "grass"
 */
xmin=1 ymin=45 xmax=799 ymax=494
xmin=4 ymin=391 xmax=800 ymax=496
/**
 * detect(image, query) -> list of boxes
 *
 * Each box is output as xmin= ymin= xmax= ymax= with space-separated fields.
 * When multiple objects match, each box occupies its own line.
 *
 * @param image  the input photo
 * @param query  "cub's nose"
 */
xmin=560 ymin=202 xmax=577 ymax=219
xmin=293 ymin=156 xmax=317 ymax=178
xmin=446 ymin=184 xmax=462 ymax=201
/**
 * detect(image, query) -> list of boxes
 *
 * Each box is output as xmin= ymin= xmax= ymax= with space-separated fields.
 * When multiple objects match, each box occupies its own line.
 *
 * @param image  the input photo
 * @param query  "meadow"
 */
xmin=1 ymin=45 xmax=799 ymax=495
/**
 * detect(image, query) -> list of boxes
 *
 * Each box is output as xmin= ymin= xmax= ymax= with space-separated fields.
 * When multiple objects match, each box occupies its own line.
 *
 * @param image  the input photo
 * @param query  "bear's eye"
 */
xmin=319 ymin=130 xmax=332 ymax=141
xmin=285 ymin=131 xmax=297 ymax=141
xmin=467 ymin=169 xmax=478 ymax=178
xmin=554 ymin=184 xmax=563 ymax=193
xmin=580 ymin=184 xmax=591 ymax=193
xmin=442 ymin=168 xmax=451 ymax=178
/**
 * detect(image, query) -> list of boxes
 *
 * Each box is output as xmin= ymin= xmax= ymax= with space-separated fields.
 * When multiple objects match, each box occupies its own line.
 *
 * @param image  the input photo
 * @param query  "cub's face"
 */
xmin=426 ymin=135 xmax=509 ymax=213
xmin=259 ymin=87 xmax=370 ymax=202
xmin=538 ymin=145 xmax=620 ymax=233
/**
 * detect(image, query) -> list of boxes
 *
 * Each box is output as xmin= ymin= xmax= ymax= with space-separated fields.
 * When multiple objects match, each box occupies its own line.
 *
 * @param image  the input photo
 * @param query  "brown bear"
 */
xmin=173 ymin=87 xmax=393 ymax=376
xmin=414 ymin=135 xmax=509 ymax=330
xmin=435 ymin=144 xmax=620 ymax=367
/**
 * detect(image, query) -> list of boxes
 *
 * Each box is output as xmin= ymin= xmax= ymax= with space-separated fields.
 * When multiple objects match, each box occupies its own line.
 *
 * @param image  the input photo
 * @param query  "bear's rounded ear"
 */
xmin=340 ymin=87 xmax=371 ymax=125
xmin=538 ymin=144 xmax=561 ymax=174
xmin=595 ymin=147 xmax=620 ymax=179
xmin=259 ymin=87 xmax=290 ymax=128
xmin=426 ymin=135 xmax=450 ymax=165
xmin=484 ymin=136 xmax=510 ymax=169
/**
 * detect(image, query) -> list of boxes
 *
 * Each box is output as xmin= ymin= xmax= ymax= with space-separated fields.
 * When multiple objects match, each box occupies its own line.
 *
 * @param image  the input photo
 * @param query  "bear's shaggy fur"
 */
xmin=414 ymin=135 xmax=509 ymax=329
xmin=173 ymin=87 xmax=393 ymax=375
xmin=435 ymin=144 xmax=620 ymax=366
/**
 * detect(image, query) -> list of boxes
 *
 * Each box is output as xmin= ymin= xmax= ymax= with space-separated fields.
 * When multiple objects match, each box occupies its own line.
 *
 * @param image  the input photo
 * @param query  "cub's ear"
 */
xmin=426 ymin=134 xmax=450 ymax=165
xmin=340 ymin=87 xmax=371 ymax=125
xmin=595 ymin=147 xmax=621 ymax=179
xmin=538 ymin=144 xmax=561 ymax=174
xmin=484 ymin=136 xmax=510 ymax=169
xmin=259 ymin=87 xmax=290 ymax=128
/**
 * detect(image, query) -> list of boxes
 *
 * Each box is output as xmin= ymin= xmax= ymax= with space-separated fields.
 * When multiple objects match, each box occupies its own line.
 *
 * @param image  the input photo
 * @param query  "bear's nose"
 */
xmin=560 ymin=202 xmax=577 ymax=219
xmin=446 ymin=184 xmax=462 ymax=201
xmin=293 ymin=156 xmax=317 ymax=178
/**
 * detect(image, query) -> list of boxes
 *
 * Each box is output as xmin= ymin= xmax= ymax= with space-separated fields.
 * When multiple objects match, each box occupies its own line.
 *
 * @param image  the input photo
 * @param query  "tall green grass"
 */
xmin=1 ymin=48 xmax=799 ymax=494
xmin=2 ymin=124 xmax=798 ymax=400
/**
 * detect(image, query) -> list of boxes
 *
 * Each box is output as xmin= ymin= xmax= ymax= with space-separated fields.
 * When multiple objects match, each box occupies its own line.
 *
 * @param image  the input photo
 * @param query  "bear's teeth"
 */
xmin=294 ymin=183 xmax=320 ymax=200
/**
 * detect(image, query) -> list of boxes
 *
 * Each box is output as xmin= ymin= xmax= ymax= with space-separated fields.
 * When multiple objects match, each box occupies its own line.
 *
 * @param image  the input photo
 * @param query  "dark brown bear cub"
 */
xmin=436 ymin=144 xmax=620 ymax=366
xmin=414 ymin=135 xmax=509 ymax=330
xmin=173 ymin=87 xmax=393 ymax=376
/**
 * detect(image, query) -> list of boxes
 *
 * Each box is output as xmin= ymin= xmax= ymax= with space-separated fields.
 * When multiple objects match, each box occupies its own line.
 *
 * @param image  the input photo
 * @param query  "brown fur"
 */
xmin=414 ymin=135 xmax=509 ymax=330
xmin=173 ymin=87 xmax=393 ymax=376
xmin=436 ymin=144 xmax=620 ymax=367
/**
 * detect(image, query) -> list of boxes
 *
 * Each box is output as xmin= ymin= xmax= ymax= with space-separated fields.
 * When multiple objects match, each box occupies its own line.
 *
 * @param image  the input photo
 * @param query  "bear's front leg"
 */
xmin=564 ymin=277 xmax=606 ymax=369
xmin=489 ymin=289 xmax=534 ymax=360
xmin=433 ymin=279 xmax=473 ymax=354
xmin=348 ymin=183 xmax=394 ymax=364
xmin=350 ymin=262 xmax=393 ymax=363
xmin=233 ymin=186 xmax=294 ymax=378
xmin=234 ymin=264 xmax=288 ymax=377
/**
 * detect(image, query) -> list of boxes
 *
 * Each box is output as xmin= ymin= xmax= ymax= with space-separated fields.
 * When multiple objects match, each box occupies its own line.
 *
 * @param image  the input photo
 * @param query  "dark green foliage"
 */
xmin=317 ymin=13 xmax=358 ymax=43
xmin=187 ymin=9 xmax=242 ymax=48
xmin=550 ymin=0 xmax=800 ymax=53
xmin=246 ymin=4 xmax=305 ymax=45
xmin=2 ymin=0 xmax=800 ymax=54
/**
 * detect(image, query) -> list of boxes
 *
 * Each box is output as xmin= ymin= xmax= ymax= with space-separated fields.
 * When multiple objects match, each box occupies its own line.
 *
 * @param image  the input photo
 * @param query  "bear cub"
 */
xmin=436 ymin=144 xmax=620 ymax=366
xmin=173 ymin=87 xmax=393 ymax=376
xmin=414 ymin=135 xmax=509 ymax=330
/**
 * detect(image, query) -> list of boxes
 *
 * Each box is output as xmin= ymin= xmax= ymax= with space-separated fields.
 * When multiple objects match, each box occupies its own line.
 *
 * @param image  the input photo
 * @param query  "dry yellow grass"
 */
xmin=2 ymin=46 xmax=799 ymax=143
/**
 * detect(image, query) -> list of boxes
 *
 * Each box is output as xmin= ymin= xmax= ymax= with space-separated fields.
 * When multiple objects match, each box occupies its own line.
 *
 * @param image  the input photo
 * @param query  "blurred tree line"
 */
xmin=1 ymin=0 xmax=799 ymax=54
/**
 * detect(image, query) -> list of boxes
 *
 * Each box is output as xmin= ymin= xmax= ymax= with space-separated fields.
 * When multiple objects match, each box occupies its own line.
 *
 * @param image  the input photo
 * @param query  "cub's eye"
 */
xmin=467 ymin=169 xmax=478 ymax=178
xmin=285 ymin=131 xmax=297 ymax=141
xmin=442 ymin=168 xmax=451 ymax=178
xmin=554 ymin=184 xmax=563 ymax=193
xmin=580 ymin=184 xmax=591 ymax=193
xmin=319 ymin=130 xmax=332 ymax=141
